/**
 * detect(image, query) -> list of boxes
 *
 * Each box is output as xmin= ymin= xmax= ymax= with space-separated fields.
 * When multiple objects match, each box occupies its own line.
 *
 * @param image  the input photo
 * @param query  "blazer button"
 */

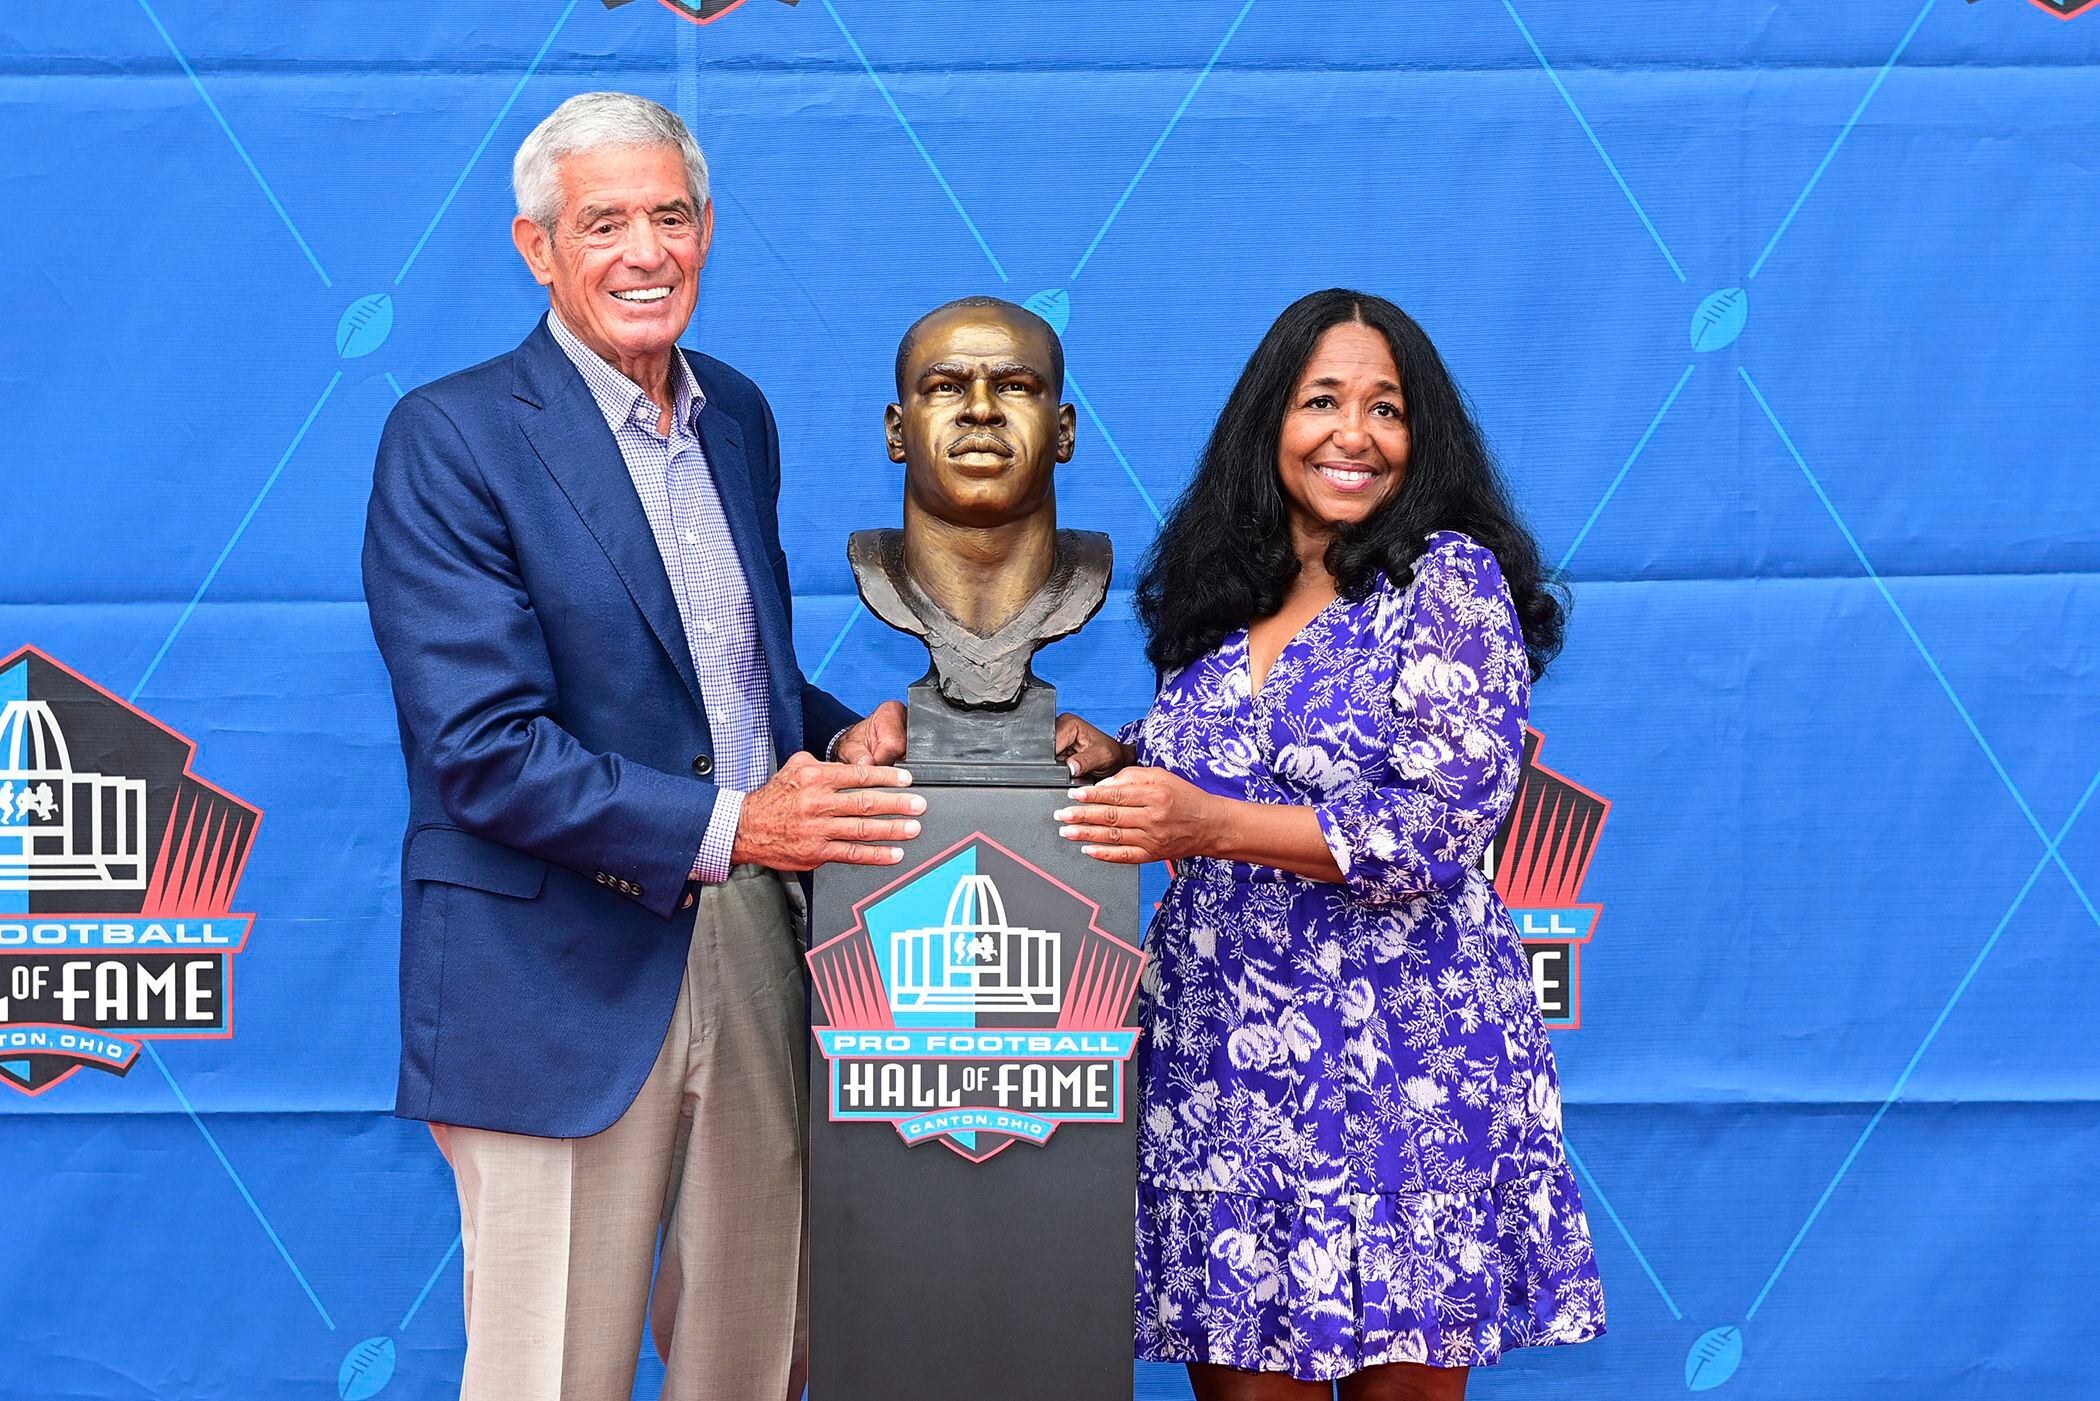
xmin=692 ymin=755 xmax=714 ymax=777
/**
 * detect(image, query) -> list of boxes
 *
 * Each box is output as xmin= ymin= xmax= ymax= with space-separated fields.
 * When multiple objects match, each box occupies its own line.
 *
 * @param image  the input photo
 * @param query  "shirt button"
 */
xmin=680 ymin=529 xmax=700 ymax=545
xmin=692 ymin=755 xmax=714 ymax=776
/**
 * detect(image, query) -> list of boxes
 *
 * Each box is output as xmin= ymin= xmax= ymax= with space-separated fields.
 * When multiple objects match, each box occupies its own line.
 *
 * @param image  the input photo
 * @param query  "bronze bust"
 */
xmin=850 ymin=299 xmax=1111 ymax=760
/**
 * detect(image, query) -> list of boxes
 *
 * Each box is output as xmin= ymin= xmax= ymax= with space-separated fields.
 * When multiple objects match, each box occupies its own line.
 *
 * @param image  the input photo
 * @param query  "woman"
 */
xmin=1053 ymin=290 xmax=1604 ymax=1400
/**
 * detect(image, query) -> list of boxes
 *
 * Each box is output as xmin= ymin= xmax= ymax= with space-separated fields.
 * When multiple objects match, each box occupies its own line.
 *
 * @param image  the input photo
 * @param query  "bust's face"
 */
xmin=886 ymin=307 xmax=1075 ymax=529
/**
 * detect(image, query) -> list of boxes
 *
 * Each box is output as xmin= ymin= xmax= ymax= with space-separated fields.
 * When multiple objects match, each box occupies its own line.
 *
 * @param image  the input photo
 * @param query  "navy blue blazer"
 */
xmin=362 ymin=318 xmax=859 ymax=1138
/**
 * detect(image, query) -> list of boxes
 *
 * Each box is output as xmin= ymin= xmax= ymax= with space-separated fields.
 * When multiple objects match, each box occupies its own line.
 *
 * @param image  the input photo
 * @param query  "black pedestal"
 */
xmin=807 ymin=779 xmax=1142 ymax=1401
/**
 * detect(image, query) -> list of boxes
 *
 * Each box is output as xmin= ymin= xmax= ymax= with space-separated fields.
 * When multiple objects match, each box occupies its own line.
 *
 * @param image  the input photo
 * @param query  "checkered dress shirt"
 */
xmin=548 ymin=312 xmax=767 ymax=885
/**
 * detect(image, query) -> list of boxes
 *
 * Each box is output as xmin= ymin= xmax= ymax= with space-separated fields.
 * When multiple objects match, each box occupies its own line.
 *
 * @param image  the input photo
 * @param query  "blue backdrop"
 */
xmin=4 ymin=1 xmax=2098 ymax=1397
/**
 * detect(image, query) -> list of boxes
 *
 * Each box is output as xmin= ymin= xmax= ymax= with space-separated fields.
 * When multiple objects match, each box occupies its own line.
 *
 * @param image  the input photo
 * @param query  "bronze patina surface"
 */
xmin=851 ymin=297 xmax=1111 ymax=715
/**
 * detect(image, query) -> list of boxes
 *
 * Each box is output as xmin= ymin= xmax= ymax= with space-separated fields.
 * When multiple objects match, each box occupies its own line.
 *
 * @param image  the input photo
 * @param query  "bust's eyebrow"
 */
xmin=917 ymin=359 xmax=1046 ymax=386
xmin=983 ymin=361 xmax=1046 ymax=384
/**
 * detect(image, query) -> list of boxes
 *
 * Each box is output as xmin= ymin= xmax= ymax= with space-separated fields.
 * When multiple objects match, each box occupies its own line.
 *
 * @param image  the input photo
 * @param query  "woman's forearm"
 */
xmin=1200 ymin=794 xmax=1345 ymax=883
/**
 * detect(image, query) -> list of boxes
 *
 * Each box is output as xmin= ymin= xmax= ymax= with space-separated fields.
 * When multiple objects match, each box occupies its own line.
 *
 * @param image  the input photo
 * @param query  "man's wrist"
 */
xmin=693 ymin=788 xmax=747 ymax=883
xmin=823 ymin=725 xmax=853 ymax=762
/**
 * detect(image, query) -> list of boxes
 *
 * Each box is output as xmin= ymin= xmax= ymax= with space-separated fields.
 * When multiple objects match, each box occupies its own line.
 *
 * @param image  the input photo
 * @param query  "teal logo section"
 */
xmin=807 ymin=833 xmax=1144 ymax=1163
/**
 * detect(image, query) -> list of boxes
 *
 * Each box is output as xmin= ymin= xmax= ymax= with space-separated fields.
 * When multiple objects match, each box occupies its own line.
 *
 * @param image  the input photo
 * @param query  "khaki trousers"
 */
xmin=431 ymin=866 xmax=810 ymax=1401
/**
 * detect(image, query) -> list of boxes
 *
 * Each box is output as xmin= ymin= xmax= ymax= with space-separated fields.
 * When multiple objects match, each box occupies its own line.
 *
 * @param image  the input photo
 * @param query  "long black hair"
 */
xmin=1134 ymin=288 xmax=1568 ymax=679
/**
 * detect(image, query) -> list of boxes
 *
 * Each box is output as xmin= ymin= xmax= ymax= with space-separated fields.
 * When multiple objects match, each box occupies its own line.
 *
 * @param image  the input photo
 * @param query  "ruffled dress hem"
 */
xmin=1133 ymin=1158 xmax=1607 ymax=1381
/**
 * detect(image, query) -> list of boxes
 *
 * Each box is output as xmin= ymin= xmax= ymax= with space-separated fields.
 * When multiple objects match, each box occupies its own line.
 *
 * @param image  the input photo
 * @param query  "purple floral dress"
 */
xmin=1127 ymin=531 xmax=1605 ymax=1380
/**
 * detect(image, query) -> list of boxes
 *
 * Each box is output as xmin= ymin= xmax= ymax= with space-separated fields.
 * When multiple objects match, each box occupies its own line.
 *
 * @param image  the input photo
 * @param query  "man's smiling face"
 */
xmin=512 ymin=143 xmax=712 ymax=376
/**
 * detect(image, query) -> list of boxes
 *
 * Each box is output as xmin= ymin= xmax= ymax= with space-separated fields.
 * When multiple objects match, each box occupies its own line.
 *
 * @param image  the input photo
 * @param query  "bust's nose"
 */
xmin=958 ymin=378 xmax=1003 ymax=425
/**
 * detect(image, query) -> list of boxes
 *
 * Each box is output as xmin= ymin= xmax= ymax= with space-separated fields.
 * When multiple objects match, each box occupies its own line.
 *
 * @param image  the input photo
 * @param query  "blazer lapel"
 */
xmin=688 ymin=364 xmax=801 ymax=759
xmin=512 ymin=321 xmax=704 ymax=714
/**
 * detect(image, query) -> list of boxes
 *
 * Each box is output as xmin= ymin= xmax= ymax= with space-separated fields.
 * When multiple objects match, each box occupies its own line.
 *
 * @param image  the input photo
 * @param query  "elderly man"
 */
xmin=362 ymin=92 xmax=917 ymax=1400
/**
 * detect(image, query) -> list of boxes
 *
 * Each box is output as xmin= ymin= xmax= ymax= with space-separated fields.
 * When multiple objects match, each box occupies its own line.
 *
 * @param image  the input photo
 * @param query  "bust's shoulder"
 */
xmin=846 ymin=528 xmax=905 ymax=585
xmin=846 ymin=530 xmax=926 ymax=638
xmin=1055 ymin=529 xmax=1113 ymax=578
xmin=1039 ymin=530 xmax=1113 ymax=639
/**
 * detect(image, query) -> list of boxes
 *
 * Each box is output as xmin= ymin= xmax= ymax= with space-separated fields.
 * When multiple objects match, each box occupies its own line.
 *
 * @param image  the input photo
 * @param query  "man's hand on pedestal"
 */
xmin=731 ymin=752 xmax=923 ymax=870
xmin=834 ymin=699 xmax=908 ymax=765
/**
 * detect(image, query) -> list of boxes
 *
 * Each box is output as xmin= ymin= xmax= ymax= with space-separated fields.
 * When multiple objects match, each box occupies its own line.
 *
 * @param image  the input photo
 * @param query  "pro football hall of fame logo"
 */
xmin=0 ymin=647 xmax=259 ymax=1096
xmin=1968 ymin=0 xmax=2098 ymax=18
xmin=807 ymin=834 xmax=1145 ymax=1164
xmin=1488 ymin=726 xmax=1611 ymax=1030
xmin=602 ymin=0 xmax=799 ymax=25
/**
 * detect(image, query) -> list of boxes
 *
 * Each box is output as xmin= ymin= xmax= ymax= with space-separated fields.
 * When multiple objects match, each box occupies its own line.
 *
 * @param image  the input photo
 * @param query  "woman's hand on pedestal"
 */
xmin=1054 ymin=767 xmax=1216 ymax=864
xmin=1053 ymin=713 xmax=1132 ymax=779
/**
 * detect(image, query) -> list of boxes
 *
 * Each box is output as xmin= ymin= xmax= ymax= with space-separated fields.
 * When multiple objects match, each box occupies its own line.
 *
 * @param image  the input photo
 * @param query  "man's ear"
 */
xmin=1056 ymin=403 xmax=1077 ymax=463
xmin=693 ymin=198 xmax=716 ymax=272
xmin=512 ymin=215 xmax=555 ymax=288
xmin=884 ymin=403 xmax=908 ymax=463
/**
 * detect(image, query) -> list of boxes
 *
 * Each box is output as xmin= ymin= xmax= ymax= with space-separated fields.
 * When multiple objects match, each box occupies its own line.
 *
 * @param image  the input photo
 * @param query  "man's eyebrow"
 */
xmin=573 ymin=199 xmax=695 ymax=225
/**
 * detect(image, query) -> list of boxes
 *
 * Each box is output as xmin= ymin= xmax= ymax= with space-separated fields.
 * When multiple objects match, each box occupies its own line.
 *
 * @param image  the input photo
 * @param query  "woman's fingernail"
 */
xmin=907 ymin=796 xmax=927 ymax=815
xmin=1059 ymin=825 xmax=1080 ymax=839
xmin=1052 ymin=807 xmax=1071 ymax=822
xmin=893 ymin=768 xmax=913 ymax=786
xmin=903 ymin=821 xmax=921 ymax=837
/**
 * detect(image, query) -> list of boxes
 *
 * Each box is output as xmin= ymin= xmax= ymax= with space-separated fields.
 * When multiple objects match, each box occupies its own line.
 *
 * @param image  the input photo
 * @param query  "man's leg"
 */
xmin=652 ymin=866 xmax=810 ymax=1401
xmin=433 ymin=972 xmax=693 ymax=1401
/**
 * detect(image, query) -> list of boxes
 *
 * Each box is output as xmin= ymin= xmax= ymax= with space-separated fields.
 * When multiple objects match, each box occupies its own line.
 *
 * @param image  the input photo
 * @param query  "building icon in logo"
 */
xmin=809 ymin=834 xmax=1143 ymax=1163
xmin=890 ymin=874 xmax=1061 ymax=1014
xmin=1485 ymin=727 xmax=1610 ymax=1029
xmin=0 ymin=648 xmax=260 ymax=1096
xmin=1 ymin=700 xmax=150 ymax=892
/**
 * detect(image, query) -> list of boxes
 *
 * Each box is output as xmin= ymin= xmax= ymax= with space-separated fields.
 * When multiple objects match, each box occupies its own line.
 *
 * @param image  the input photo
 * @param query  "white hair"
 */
xmin=512 ymin=92 xmax=711 ymax=230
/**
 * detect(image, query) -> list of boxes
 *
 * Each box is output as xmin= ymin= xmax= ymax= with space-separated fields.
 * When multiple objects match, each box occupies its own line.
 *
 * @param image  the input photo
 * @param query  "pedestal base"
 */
xmin=806 ymin=782 xmax=1141 ymax=1401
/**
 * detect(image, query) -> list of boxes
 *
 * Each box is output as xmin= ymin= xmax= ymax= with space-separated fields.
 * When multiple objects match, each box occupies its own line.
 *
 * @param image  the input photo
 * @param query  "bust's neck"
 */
xmin=900 ymin=502 xmax=1059 ymax=636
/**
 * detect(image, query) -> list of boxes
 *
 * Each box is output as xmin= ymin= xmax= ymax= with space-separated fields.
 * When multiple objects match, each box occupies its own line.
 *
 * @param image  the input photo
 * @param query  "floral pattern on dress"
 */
xmin=1129 ymin=531 xmax=1605 ymax=1380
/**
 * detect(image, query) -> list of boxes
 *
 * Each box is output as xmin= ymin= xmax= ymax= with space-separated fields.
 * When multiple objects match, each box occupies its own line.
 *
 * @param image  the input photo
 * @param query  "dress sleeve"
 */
xmin=1313 ymin=538 xmax=1530 ymax=907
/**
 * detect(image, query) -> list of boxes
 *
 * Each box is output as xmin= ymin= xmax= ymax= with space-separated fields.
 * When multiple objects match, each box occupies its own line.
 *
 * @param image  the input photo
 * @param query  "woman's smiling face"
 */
xmin=1275 ymin=320 xmax=1410 ymax=542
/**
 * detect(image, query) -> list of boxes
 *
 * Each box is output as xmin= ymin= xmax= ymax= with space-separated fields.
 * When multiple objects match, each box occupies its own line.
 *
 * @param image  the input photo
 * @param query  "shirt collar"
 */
xmin=546 ymin=310 xmax=706 ymax=436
